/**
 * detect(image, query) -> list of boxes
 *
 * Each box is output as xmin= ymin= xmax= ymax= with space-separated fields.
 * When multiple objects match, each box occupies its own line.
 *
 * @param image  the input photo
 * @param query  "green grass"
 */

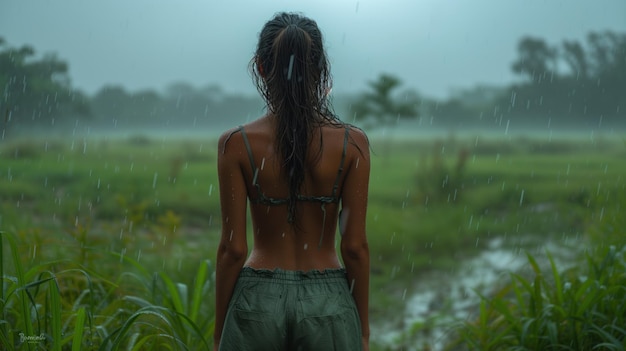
xmin=1 ymin=133 xmax=625 ymax=350
xmin=0 ymin=230 xmax=215 ymax=350
xmin=449 ymin=245 xmax=626 ymax=350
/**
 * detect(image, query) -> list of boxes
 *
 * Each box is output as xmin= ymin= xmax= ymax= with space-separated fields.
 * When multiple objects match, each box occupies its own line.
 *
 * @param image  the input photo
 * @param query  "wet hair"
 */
xmin=251 ymin=12 xmax=340 ymax=223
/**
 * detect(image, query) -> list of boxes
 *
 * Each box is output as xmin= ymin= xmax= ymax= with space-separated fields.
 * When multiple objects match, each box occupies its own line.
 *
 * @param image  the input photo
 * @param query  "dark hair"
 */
xmin=251 ymin=12 xmax=340 ymax=223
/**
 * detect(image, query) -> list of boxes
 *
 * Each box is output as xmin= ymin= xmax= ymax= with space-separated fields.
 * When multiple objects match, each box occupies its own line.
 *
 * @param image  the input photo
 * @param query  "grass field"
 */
xmin=1 ymin=131 xmax=624 ymax=350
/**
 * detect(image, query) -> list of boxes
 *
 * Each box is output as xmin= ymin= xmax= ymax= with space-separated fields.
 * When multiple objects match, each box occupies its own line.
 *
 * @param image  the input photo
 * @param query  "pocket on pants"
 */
xmin=224 ymin=285 xmax=283 ymax=349
xmin=295 ymin=292 xmax=362 ymax=350
xmin=234 ymin=283 xmax=280 ymax=318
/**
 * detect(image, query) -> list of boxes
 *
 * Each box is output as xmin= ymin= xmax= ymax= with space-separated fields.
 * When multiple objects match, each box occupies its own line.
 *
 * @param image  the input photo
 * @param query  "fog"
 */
xmin=2 ymin=0 xmax=625 ymax=98
xmin=1 ymin=1 xmax=626 ymax=350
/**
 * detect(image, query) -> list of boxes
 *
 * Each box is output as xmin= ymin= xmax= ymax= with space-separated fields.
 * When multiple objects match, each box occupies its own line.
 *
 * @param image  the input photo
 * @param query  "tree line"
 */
xmin=425 ymin=30 xmax=626 ymax=130
xmin=1 ymin=30 xmax=624 ymax=138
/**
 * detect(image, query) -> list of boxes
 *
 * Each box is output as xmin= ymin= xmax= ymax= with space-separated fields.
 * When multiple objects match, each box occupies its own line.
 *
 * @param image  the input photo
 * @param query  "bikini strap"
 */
xmin=238 ymin=126 xmax=257 ymax=172
xmin=330 ymin=127 xmax=350 ymax=197
xmin=238 ymin=126 xmax=264 ymax=198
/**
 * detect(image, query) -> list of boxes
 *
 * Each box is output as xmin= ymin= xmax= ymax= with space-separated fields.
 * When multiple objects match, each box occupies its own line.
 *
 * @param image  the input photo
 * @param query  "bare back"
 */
xmin=217 ymin=114 xmax=370 ymax=271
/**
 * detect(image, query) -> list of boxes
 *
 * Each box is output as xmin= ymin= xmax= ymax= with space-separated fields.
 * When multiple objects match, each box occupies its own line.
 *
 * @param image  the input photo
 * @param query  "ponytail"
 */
xmin=252 ymin=13 xmax=338 ymax=224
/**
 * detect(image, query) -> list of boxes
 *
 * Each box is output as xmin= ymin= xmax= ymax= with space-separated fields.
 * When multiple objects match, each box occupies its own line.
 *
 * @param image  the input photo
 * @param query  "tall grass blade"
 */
xmin=5 ymin=232 xmax=35 ymax=348
xmin=103 ymin=308 xmax=174 ymax=351
xmin=48 ymin=273 xmax=62 ymax=351
xmin=71 ymin=307 xmax=86 ymax=351
xmin=157 ymin=271 xmax=185 ymax=314
xmin=590 ymin=324 xmax=624 ymax=351
xmin=190 ymin=260 xmax=209 ymax=323
xmin=546 ymin=250 xmax=563 ymax=307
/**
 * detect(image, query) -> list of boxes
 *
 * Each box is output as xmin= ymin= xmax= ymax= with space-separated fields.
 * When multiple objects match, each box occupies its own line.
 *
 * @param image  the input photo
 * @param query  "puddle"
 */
xmin=373 ymin=236 xmax=580 ymax=350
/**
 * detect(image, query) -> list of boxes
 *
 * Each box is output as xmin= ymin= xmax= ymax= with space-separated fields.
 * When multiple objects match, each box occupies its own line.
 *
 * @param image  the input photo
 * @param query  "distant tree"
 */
xmin=511 ymin=37 xmax=558 ymax=83
xmin=349 ymin=73 xmax=419 ymax=130
xmin=504 ymin=31 xmax=626 ymax=127
xmin=561 ymin=40 xmax=589 ymax=79
xmin=0 ymin=38 xmax=89 ymax=136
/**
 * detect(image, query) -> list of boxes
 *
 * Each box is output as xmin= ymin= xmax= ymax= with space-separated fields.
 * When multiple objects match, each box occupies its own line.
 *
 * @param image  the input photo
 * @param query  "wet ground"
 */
xmin=373 ymin=234 xmax=580 ymax=350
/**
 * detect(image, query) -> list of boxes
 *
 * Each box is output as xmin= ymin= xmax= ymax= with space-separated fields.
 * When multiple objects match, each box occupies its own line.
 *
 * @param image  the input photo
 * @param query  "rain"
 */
xmin=1 ymin=1 xmax=626 ymax=350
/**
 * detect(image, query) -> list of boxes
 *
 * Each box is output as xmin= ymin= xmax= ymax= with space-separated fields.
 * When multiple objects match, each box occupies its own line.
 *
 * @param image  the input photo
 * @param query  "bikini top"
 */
xmin=233 ymin=125 xmax=350 ymax=207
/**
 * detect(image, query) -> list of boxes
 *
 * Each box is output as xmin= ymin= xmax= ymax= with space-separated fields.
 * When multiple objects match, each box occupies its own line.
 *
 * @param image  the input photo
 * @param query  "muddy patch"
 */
xmin=373 ymin=235 xmax=580 ymax=350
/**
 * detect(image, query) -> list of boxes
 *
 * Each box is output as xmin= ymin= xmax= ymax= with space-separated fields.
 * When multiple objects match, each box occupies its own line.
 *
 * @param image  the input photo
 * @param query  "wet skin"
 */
xmin=214 ymin=113 xmax=371 ymax=349
xmin=218 ymin=114 xmax=369 ymax=271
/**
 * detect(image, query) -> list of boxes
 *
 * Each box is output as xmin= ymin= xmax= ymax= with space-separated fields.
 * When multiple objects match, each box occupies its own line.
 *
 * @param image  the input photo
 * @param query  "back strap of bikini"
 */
xmin=330 ymin=127 xmax=350 ymax=198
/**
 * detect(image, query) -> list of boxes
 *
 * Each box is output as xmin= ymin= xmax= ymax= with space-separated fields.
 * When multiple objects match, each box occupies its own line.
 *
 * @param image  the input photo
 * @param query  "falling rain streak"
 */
xmin=287 ymin=54 xmax=295 ymax=80
xmin=2 ymin=4 xmax=624 ymax=351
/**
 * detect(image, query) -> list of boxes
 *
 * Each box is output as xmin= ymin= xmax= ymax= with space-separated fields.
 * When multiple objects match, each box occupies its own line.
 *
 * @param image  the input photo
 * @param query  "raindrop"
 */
xmin=137 ymin=249 xmax=142 ymax=262
xmin=229 ymin=230 xmax=233 ymax=241
xmin=153 ymin=172 xmax=158 ymax=189
xmin=304 ymin=243 xmax=308 ymax=250
xmin=287 ymin=54 xmax=295 ymax=80
xmin=261 ymin=157 xmax=266 ymax=170
xmin=208 ymin=184 xmax=213 ymax=196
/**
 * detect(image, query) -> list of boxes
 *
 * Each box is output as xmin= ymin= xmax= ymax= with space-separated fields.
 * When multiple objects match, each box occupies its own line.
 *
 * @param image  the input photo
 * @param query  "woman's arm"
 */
xmin=339 ymin=128 xmax=371 ymax=347
xmin=214 ymin=130 xmax=249 ymax=348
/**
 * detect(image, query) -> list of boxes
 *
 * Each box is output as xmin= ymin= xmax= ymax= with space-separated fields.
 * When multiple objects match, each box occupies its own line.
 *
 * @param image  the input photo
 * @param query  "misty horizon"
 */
xmin=2 ymin=1 xmax=625 ymax=99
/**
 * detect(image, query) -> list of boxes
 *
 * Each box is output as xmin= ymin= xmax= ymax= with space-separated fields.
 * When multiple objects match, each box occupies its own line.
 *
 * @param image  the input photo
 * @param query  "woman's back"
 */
xmin=214 ymin=12 xmax=370 ymax=350
xmin=220 ymin=115 xmax=368 ymax=271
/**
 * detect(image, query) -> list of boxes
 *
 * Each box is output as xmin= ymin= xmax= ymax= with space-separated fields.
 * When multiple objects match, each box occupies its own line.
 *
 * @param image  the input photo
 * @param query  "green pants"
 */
xmin=219 ymin=267 xmax=363 ymax=351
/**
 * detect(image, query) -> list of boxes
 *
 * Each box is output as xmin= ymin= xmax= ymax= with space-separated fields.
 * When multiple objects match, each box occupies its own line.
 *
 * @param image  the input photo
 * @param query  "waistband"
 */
xmin=239 ymin=266 xmax=347 ymax=285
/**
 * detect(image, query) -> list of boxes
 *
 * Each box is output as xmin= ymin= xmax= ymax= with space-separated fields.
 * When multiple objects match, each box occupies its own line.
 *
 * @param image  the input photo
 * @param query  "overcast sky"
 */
xmin=2 ymin=0 xmax=625 ymax=99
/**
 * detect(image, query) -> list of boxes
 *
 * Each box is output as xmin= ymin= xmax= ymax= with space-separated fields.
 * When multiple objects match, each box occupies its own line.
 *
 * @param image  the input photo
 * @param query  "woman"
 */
xmin=215 ymin=12 xmax=370 ymax=351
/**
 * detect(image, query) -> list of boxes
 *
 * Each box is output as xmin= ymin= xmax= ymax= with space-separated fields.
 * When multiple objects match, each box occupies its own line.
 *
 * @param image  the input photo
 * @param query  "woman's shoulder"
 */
xmin=217 ymin=125 xmax=244 ymax=154
xmin=320 ymin=122 xmax=369 ymax=160
xmin=218 ymin=117 xmax=272 ymax=154
xmin=341 ymin=124 xmax=369 ymax=157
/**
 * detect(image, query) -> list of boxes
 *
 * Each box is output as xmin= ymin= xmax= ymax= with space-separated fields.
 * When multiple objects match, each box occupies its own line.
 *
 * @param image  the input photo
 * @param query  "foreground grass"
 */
xmin=1 ymin=230 xmax=215 ymax=350
xmin=446 ymin=190 xmax=626 ymax=351
xmin=1 ymin=132 xmax=625 ymax=349
xmin=452 ymin=246 xmax=626 ymax=350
